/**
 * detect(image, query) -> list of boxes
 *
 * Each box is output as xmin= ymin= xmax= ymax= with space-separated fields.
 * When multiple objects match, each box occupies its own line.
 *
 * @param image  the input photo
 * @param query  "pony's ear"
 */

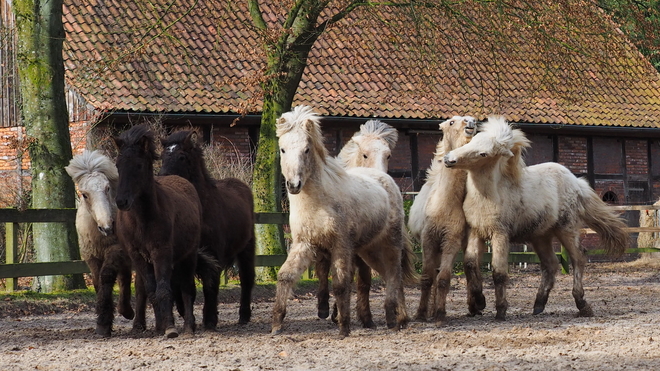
xmin=138 ymin=135 xmax=150 ymax=153
xmin=185 ymin=131 xmax=198 ymax=148
xmin=503 ymin=148 xmax=514 ymax=157
xmin=303 ymin=119 xmax=315 ymax=132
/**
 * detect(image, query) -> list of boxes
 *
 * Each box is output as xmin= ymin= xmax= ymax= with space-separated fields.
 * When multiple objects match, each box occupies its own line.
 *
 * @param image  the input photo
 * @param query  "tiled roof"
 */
xmin=63 ymin=0 xmax=660 ymax=128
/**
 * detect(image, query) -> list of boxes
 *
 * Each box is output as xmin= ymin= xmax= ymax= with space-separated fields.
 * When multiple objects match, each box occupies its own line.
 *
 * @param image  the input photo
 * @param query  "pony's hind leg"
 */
xmin=415 ymin=229 xmax=442 ymax=322
xmin=355 ymin=256 xmax=375 ymax=328
xmin=174 ymin=255 xmax=198 ymax=336
xmin=529 ymin=236 xmax=558 ymax=315
xmin=236 ymin=240 xmax=256 ymax=325
xmin=558 ymin=231 xmax=593 ymax=317
xmin=197 ymin=256 xmax=220 ymax=330
xmin=464 ymin=232 xmax=486 ymax=316
xmin=433 ymin=232 xmax=464 ymax=322
xmin=272 ymin=242 xmax=315 ymax=335
xmin=315 ymin=249 xmax=332 ymax=319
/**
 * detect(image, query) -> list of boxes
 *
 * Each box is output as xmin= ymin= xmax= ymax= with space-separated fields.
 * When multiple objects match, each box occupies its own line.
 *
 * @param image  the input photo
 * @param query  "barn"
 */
xmin=1 ymin=0 xmax=660 ymax=208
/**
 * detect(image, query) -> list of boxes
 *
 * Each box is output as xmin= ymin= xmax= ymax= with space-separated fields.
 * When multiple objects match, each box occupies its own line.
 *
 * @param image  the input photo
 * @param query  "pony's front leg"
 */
xmin=95 ymin=261 xmax=118 ymax=337
xmin=491 ymin=233 xmax=510 ymax=320
xmin=152 ymin=259 xmax=176 ymax=338
xmin=271 ymin=241 xmax=315 ymax=335
xmin=331 ymin=248 xmax=355 ymax=338
xmin=315 ymin=249 xmax=332 ymax=319
xmin=464 ymin=231 xmax=486 ymax=316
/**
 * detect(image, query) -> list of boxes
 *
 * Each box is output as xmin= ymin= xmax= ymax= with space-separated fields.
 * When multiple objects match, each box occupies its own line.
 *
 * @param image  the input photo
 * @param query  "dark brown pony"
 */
xmin=159 ymin=130 xmax=256 ymax=329
xmin=114 ymin=124 xmax=202 ymax=338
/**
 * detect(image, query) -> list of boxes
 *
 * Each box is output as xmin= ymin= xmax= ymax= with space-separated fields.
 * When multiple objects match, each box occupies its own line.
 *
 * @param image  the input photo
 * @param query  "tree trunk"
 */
xmin=14 ymin=0 xmax=85 ymax=292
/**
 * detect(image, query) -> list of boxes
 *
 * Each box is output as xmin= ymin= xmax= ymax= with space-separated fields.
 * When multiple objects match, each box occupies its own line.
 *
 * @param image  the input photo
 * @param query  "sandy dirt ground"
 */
xmin=1 ymin=260 xmax=660 ymax=370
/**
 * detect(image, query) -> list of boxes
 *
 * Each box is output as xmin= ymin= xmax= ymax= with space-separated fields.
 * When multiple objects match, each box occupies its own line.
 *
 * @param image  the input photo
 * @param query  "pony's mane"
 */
xmin=358 ymin=120 xmax=398 ymax=150
xmin=66 ymin=150 xmax=118 ymax=183
xmin=337 ymin=120 xmax=397 ymax=165
xmin=482 ymin=116 xmax=530 ymax=181
xmin=276 ymin=105 xmax=328 ymax=160
xmin=117 ymin=124 xmax=159 ymax=160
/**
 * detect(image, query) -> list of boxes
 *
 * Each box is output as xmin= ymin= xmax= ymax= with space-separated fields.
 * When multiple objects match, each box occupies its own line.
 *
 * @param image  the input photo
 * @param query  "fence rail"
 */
xmin=2 ymin=206 xmax=660 ymax=291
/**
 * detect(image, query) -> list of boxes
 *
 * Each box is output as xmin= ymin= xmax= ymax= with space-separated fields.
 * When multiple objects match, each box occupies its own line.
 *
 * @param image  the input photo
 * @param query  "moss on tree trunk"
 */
xmin=14 ymin=0 xmax=85 ymax=292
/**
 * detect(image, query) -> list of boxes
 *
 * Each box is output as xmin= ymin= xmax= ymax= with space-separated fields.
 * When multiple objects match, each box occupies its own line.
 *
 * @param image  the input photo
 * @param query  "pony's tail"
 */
xmin=196 ymin=247 xmax=222 ymax=280
xmin=580 ymin=183 xmax=629 ymax=257
xmin=401 ymin=231 xmax=420 ymax=285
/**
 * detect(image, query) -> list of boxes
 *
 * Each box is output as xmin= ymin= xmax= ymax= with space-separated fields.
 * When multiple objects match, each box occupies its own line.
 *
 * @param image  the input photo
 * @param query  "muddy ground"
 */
xmin=1 ymin=260 xmax=659 ymax=370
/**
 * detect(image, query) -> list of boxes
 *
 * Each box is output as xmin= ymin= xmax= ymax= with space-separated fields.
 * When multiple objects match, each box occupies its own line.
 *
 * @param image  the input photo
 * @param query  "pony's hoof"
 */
xmin=533 ymin=307 xmax=545 ymax=315
xmin=119 ymin=306 xmax=135 ymax=320
xmin=165 ymin=327 xmax=179 ymax=339
xmin=495 ymin=312 xmax=507 ymax=321
xmin=271 ymin=327 xmax=284 ymax=335
xmin=95 ymin=325 xmax=111 ymax=338
xmin=414 ymin=314 xmax=427 ymax=322
xmin=318 ymin=307 xmax=330 ymax=319
xmin=362 ymin=320 xmax=376 ymax=329
xmin=578 ymin=306 xmax=594 ymax=317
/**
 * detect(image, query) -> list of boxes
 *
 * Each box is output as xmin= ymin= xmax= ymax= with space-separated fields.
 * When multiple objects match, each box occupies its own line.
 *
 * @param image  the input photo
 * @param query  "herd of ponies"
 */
xmin=64 ymin=105 xmax=629 ymax=339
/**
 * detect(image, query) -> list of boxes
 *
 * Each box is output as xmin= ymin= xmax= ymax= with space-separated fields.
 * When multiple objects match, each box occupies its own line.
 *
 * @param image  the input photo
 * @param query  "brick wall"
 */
xmin=211 ymin=126 xmax=253 ymax=162
xmin=557 ymin=136 xmax=588 ymax=174
xmin=625 ymin=139 xmax=648 ymax=177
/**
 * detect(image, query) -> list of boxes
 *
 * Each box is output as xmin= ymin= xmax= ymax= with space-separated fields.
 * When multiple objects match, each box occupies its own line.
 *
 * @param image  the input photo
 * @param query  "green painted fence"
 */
xmin=2 ymin=206 xmax=660 ymax=292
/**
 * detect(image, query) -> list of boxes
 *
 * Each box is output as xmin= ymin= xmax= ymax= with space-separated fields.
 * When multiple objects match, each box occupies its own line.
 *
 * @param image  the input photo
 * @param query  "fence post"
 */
xmin=5 ymin=222 xmax=19 ymax=292
xmin=560 ymin=245 xmax=570 ymax=274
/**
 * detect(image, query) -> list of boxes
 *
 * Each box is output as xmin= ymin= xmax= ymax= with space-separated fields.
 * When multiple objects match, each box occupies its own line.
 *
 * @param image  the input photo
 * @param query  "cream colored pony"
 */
xmin=444 ymin=116 xmax=629 ymax=320
xmin=316 ymin=119 xmax=400 ymax=328
xmin=408 ymin=116 xmax=480 ymax=322
xmin=273 ymin=106 xmax=415 ymax=337
xmin=65 ymin=150 xmax=134 ymax=337
xmin=337 ymin=119 xmax=398 ymax=172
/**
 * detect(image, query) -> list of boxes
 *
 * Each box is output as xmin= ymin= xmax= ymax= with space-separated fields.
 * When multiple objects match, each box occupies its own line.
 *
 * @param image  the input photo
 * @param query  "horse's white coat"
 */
xmin=65 ymin=150 xmax=119 ymax=260
xmin=444 ymin=116 xmax=629 ymax=319
xmin=273 ymin=106 xmax=411 ymax=336
xmin=337 ymin=119 xmax=398 ymax=172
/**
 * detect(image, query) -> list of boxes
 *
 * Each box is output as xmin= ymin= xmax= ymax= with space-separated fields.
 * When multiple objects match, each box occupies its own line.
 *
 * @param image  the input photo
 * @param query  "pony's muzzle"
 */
xmin=286 ymin=180 xmax=302 ymax=194
xmin=98 ymin=224 xmax=114 ymax=237
xmin=443 ymin=154 xmax=457 ymax=167
xmin=115 ymin=197 xmax=131 ymax=211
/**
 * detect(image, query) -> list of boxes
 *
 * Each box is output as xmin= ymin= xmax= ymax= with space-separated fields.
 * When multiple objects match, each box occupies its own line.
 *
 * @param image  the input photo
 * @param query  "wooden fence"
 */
xmin=2 ymin=205 xmax=660 ymax=292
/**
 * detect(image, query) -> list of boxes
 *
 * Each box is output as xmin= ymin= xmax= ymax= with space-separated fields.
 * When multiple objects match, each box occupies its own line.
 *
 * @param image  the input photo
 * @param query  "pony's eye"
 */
xmin=387 ymin=154 xmax=391 ymax=160
xmin=280 ymin=148 xmax=286 ymax=154
xmin=363 ymin=154 xmax=368 ymax=159
xmin=81 ymin=192 xmax=88 ymax=199
xmin=480 ymin=153 xmax=487 ymax=157
xmin=449 ymin=120 xmax=454 ymax=126
xmin=304 ymin=148 xmax=310 ymax=154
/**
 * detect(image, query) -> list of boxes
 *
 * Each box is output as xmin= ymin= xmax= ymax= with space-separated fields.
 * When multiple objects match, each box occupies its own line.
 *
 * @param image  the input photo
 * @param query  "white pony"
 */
xmin=407 ymin=116 xmax=481 ymax=322
xmin=337 ymin=119 xmax=398 ymax=172
xmin=316 ymin=119 xmax=400 ymax=327
xmin=273 ymin=106 xmax=415 ymax=337
xmin=444 ymin=116 xmax=629 ymax=319
xmin=65 ymin=150 xmax=134 ymax=337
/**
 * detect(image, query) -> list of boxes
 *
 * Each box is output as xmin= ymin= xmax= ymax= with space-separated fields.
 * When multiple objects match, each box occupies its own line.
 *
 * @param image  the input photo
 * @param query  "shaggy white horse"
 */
xmin=273 ymin=106 xmax=415 ymax=337
xmin=407 ymin=116 xmax=480 ymax=321
xmin=337 ymin=119 xmax=398 ymax=172
xmin=316 ymin=119 xmax=400 ymax=327
xmin=444 ymin=116 xmax=629 ymax=320
xmin=65 ymin=150 xmax=134 ymax=337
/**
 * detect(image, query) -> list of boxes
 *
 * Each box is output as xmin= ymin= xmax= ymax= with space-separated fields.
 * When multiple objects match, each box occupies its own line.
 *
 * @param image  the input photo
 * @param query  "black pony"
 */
xmin=114 ymin=124 xmax=202 ymax=337
xmin=160 ymin=130 xmax=256 ymax=329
